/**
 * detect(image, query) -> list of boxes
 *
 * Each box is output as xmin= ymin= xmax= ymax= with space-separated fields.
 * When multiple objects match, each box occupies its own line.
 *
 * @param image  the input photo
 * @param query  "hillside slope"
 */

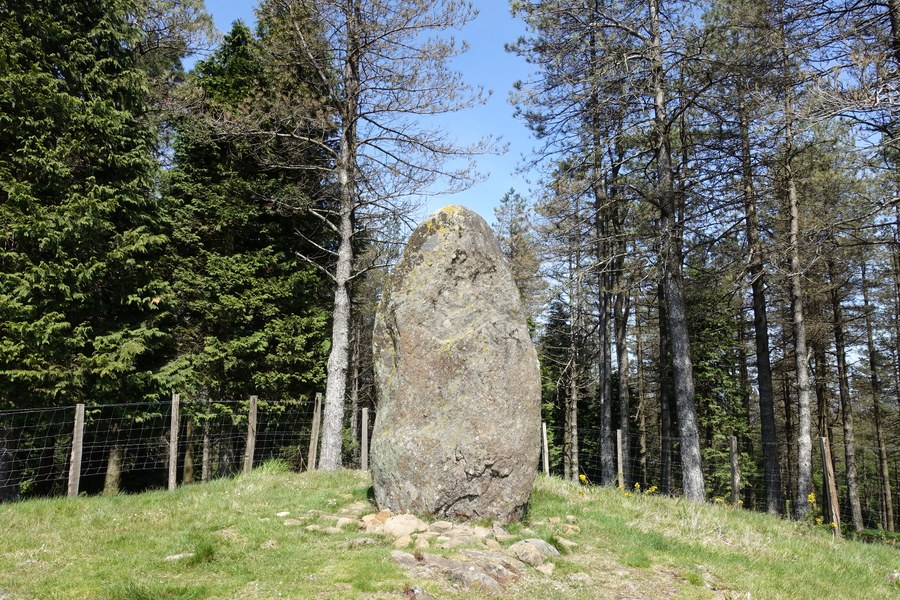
xmin=1 ymin=464 xmax=897 ymax=599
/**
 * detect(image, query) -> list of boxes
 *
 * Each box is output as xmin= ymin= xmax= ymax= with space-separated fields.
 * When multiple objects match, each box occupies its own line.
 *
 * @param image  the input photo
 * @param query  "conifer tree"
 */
xmin=0 ymin=0 xmax=168 ymax=408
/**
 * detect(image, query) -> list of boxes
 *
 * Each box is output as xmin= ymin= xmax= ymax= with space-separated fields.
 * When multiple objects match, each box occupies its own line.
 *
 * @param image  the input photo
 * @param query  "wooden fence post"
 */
xmin=820 ymin=436 xmax=842 ymax=539
xmin=361 ymin=407 xmax=369 ymax=471
xmin=731 ymin=435 xmax=740 ymax=506
xmin=201 ymin=421 xmax=211 ymax=484
xmin=201 ymin=393 xmax=210 ymax=483
xmin=67 ymin=403 xmax=85 ymax=497
xmin=168 ymin=393 xmax=180 ymax=491
xmin=307 ymin=393 xmax=322 ymax=471
xmin=616 ymin=429 xmax=624 ymax=488
xmin=243 ymin=395 xmax=258 ymax=475
xmin=542 ymin=422 xmax=550 ymax=477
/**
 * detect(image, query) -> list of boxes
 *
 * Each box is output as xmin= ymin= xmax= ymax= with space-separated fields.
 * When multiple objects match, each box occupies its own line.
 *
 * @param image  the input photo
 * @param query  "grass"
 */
xmin=1 ymin=463 xmax=897 ymax=599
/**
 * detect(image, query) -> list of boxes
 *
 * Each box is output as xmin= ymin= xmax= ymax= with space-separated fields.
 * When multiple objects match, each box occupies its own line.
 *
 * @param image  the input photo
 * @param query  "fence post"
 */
xmin=361 ymin=407 xmax=369 ymax=471
xmin=201 ymin=421 xmax=211 ymax=483
xmin=616 ymin=429 xmax=624 ymax=488
xmin=731 ymin=435 xmax=740 ymax=506
xmin=307 ymin=392 xmax=322 ymax=471
xmin=67 ymin=403 xmax=85 ymax=497
xmin=542 ymin=422 xmax=550 ymax=477
xmin=201 ymin=393 xmax=211 ymax=483
xmin=820 ymin=437 xmax=842 ymax=538
xmin=168 ymin=393 xmax=180 ymax=491
xmin=243 ymin=395 xmax=258 ymax=475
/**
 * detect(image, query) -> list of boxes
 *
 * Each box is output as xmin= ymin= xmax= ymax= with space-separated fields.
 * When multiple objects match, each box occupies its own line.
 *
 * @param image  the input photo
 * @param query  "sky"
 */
xmin=201 ymin=0 xmax=537 ymax=225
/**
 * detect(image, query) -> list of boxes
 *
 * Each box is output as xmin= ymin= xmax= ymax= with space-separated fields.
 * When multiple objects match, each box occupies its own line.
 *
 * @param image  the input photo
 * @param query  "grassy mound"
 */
xmin=1 ymin=464 xmax=897 ymax=599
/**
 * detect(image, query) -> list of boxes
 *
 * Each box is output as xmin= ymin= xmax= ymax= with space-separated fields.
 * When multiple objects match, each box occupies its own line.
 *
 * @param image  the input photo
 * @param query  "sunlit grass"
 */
xmin=1 ymin=466 xmax=897 ymax=599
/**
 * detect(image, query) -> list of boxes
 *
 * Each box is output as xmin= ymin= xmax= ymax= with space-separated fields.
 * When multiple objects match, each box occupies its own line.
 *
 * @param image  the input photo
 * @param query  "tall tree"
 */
xmin=273 ymin=0 xmax=490 ymax=469
xmin=0 ymin=0 xmax=168 ymax=408
xmin=165 ymin=18 xmax=332 ymax=408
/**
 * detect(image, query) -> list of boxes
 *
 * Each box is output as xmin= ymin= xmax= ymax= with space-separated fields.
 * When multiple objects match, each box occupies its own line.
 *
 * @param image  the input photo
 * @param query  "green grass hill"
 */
xmin=1 ymin=463 xmax=897 ymax=599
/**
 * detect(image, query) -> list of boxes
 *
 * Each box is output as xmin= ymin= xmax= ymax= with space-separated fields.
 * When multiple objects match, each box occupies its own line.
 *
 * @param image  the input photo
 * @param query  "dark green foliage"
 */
xmin=684 ymin=254 xmax=757 ymax=500
xmin=0 ymin=0 xmax=168 ymax=408
xmin=162 ymin=19 xmax=334 ymax=406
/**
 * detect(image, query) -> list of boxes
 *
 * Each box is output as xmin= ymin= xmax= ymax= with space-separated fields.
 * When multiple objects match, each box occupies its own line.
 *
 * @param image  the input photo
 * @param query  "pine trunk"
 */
xmin=634 ymin=295 xmax=649 ymax=486
xmin=861 ymin=260 xmax=894 ymax=531
xmin=739 ymin=89 xmax=781 ymax=514
xmin=828 ymin=260 xmax=863 ymax=531
xmin=614 ymin=287 xmax=631 ymax=488
xmin=651 ymin=0 xmax=703 ymax=501
xmin=319 ymin=0 xmax=362 ymax=471
xmin=349 ymin=323 xmax=360 ymax=466
xmin=659 ymin=283 xmax=673 ymax=495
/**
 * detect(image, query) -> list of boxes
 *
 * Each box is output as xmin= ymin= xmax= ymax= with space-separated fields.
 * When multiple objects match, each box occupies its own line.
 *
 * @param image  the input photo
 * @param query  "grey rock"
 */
xmin=508 ymin=539 xmax=559 ymax=566
xmin=460 ymin=549 xmax=527 ymax=575
xmin=556 ymin=536 xmax=578 ymax=551
xmin=448 ymin=564 xmax=503 ymax=594
xmin=391 ymin=550 xmax=419 ymax=568
xmin=522 ymin=538 xmax=560 ymax=556
xmin=370 ymin=206 xmax=541 ymax=522
xmin=535 ymin=562 xmax=555 ymax=576
xmin=405 ymin=585 xmax=435 ymax=600
xmin=429 ymin=520 xmax=455 ymax=533
xmin=384 ymin=514 xmax=428 ymax=538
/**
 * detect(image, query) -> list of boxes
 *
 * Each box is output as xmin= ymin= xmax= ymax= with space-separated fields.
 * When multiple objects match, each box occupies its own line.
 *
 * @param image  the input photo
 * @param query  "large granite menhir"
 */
xmin=370 ymin=205 xmax=541 ymax=522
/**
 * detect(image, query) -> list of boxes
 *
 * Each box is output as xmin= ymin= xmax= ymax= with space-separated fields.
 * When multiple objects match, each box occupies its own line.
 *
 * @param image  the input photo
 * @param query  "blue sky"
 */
xmin=201 ymin=0 xmax=537 ymax=224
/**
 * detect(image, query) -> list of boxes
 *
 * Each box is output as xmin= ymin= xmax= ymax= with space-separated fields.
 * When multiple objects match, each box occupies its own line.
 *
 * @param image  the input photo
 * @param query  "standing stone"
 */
xmin=370 ymin=205 xmax=541 ymax=522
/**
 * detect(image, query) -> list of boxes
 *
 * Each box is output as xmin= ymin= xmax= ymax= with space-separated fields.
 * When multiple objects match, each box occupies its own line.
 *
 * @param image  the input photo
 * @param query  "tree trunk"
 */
xmin=739 ymin=88 xmax=781 ymax=514
xmin=217 ymin=421 xmax=236 ymax=477
xmin=0 ymin=426 xmax=18 ymax=502
xmin=319 ymin=0 xmax=362 ymax=471
xmin=569 ymin=358 xmax=580 ymax=482
xmin=781 ymin=371 xmax=794 ymax=517
xmin=813 ymin=342 xmax=830 ymax=442
xmin=103 ymin=444 xmax=123 ymax=495
xmin=650 ymin=0 xmax=704 ymax=502
xmin=659 ymin=282 xmax=673 ymax=495
xmin=888 ymin=0 xmax=900 ymax=64
xmin=182 ymin=418 xmax=195 ymax=485
xmin=736 ymin=312 xmax=756 ymax=510
xmin=778 ymin=2 xmax=813 ymax=521
xmin=634 ymin=293 xmax=648 ymax=486
xmin=614 ymin=283 xmax=631 ymax=488
xmin=828 ymin=260 xmax=863 ymax=532
xmin=862 ymin=260 xmax=894 ymax=531
xmin=594 ymin=225 xmax=614 ymax=486
xmin=349 ymin=321 xmax=361 ymax=467
xmin=202 ymin=421 xmax=211 ymax=483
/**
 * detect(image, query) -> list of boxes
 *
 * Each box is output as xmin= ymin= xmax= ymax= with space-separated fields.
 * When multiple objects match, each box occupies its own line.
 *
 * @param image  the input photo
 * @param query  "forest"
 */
xmin=1 ymin=0 xmax=898 ymax=537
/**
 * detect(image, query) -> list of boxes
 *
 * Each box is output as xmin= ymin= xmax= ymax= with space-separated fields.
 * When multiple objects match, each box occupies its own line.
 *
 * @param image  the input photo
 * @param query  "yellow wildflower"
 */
xmin=579 ymin=474 xmax=587 ymax=483
xmin=808 ymin=492 xmax=816 ymax=505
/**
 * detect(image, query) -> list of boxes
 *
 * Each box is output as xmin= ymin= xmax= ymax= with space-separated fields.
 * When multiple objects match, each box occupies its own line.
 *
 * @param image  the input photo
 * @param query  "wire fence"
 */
xmin=546 ymin=424 xmax=900 ymax=532
xmin=2 ymin=402 xmax=898 ymax=536
xmin=0 ymin=395 xmax=373 ymax=501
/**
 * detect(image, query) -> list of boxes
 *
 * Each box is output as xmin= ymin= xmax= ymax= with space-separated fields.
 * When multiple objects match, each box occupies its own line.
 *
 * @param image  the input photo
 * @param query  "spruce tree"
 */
xmin=0 ymin=0 xmax=167 ymax=409
xmin=164 ymin=19 xmax=333 ymax=413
